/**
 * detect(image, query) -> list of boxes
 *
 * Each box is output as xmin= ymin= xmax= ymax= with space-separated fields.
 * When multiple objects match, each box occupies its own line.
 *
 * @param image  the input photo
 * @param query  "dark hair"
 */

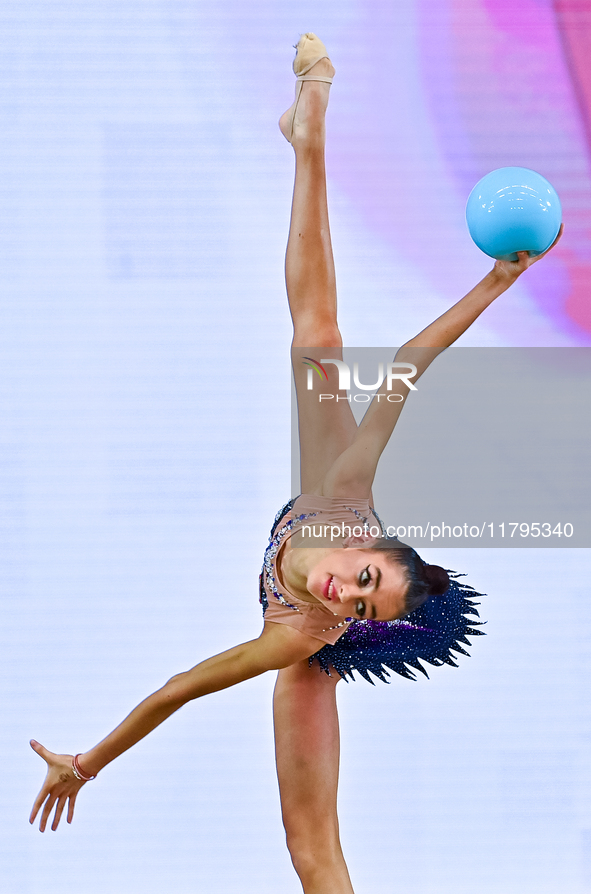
xmin=369 ymin=541 xmax=450 ymax=615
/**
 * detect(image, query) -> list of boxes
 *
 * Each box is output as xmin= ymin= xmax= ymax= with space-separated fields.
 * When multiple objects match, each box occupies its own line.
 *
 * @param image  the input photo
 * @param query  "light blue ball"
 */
xmin=466 ymin=167 xmax=562 ymax=261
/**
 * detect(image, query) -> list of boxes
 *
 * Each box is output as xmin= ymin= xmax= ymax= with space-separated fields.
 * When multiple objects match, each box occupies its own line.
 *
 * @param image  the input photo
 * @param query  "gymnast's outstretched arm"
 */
xmin=320 ymin=225 xmax=564 ymax=501
xmin=29 ymin=621 xmax=322 ymax=832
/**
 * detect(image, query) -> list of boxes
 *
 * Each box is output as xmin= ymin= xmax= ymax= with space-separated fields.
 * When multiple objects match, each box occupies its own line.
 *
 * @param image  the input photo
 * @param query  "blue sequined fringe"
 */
xmin=260 ymin=500 xmax=485 ymax=684
xmin=309 ymin=575 xmax=485 ymax=683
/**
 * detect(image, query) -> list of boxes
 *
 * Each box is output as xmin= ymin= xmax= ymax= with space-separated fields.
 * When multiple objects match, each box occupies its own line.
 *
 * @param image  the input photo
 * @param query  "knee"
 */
xmin=285 ymin=826 xmax=342 ymax=880
xmin=292 ymin=319 xmax=342 ymax=349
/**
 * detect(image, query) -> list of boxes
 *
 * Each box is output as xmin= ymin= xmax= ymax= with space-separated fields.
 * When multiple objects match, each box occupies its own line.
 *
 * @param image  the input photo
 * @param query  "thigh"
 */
xmin=292 ymin=344 xmax=358 ymax=494
xmin=273 ymin=659 xmax=342 ymax=831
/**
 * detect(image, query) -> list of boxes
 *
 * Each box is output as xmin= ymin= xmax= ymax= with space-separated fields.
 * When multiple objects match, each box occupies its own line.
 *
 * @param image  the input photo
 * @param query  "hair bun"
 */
xmin=423 ymin=564 xmax=450 ymax=596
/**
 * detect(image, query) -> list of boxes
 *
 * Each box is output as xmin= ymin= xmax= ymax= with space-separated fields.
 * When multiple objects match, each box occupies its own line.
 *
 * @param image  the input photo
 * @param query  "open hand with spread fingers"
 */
xmin=29 ymin=739 xmax=92 ymax=832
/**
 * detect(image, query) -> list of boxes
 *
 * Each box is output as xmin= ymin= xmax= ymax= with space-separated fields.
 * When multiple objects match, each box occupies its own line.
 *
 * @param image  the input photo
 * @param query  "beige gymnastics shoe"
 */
xmin=279 ymin=33 xmax=334 ymax=143
xmin=293 ymin=32 xmax=331 ymax=77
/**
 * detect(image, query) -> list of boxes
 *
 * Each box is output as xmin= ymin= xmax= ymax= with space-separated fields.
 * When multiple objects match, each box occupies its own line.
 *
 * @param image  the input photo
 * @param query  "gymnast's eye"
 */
xmin=355 ymin=600 xmax=366 ymax=618
xmin=359 ymin=566 xmax=371 ymax=587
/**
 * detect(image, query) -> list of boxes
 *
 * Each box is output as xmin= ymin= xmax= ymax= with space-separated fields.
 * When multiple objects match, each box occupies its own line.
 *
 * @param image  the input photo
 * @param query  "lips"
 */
xmin=323 ymin=576 xmax=334 ymax=600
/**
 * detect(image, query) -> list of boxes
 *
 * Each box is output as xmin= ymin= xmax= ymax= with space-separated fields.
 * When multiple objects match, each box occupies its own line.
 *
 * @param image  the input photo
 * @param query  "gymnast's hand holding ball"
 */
xmin=493 ymin=223 xmax=563 ymax=284
xmin=466 ymin=166 xmax=564 ymax=282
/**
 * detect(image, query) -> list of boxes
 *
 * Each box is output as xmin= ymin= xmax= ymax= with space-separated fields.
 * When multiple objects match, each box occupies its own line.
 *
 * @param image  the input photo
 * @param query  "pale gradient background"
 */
xmin=1 ymin=1 xmax=591 ymax=892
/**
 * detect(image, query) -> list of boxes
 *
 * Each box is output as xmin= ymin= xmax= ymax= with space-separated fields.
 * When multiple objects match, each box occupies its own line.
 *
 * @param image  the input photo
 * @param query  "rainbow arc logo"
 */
xmin=302 ymin=357 xmax=329 ymax=381
xmin=301 ymin=357 xmax=418 ymax=392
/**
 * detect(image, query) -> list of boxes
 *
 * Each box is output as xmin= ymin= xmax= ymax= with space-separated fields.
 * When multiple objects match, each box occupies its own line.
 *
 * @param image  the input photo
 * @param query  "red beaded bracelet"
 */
xmin=71 ymin=754 xmax=96 ymax=782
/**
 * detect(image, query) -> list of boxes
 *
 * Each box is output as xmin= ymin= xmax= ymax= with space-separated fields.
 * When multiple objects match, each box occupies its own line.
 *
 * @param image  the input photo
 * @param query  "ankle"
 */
xmin=292 ymin=117 xmax=327 ymax=152
xmin=294 ymin=138 xmax=326 ymax=159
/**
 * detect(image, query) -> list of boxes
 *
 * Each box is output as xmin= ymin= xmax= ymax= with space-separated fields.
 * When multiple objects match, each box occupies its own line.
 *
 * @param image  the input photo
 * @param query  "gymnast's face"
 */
xmin=306 ymin=548 xmax=408 ymax=622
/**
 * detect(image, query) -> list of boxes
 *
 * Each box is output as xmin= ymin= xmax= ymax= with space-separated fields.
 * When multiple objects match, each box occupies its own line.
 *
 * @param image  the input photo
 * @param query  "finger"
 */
xmin=67 ymin=792 xmax=78 ymax=824
xmin=30 ymin=787 xmax=49 ymax=824
xmin=30 ymin=739 xmax=51 ymax=763
xmin=51 ymin=797 xmax=67 ymax=832
xmin=39 ymin=794 xmax=58 ymax=833
xmin=513 ymin=250 xmax=531 ymax=269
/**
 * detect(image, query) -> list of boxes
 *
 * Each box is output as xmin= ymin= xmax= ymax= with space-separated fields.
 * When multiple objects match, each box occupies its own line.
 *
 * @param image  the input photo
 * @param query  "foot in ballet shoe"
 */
xmin=292 ymin=32 xmax=330 ymax=77
xmin=279 ymin=33 xmax=335 ymax=146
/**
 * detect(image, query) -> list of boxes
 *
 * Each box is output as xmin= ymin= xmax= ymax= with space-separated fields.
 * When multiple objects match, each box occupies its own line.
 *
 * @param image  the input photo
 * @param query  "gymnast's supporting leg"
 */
xmin=274 ymin=662 xmax=355 ymax=894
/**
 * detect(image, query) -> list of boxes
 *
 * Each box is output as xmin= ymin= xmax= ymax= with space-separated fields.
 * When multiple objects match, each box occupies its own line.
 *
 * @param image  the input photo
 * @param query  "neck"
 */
xmin=280 ymin=545 xmax=330 ymax=604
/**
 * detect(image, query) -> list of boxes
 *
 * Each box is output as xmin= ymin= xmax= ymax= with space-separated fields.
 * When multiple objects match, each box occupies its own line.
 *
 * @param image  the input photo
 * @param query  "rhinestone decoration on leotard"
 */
xmin=260 ymin=500 xmax=318 ymax=613
xmin=344 ymin=506 xmax=371 ymax=528
xmin=346 ymin=505 xmax=388 ymax=534
xmin=369 ymin=506 xmax=387 ymax=535
xmin=321 ymin=616 xmax=354 ymax=632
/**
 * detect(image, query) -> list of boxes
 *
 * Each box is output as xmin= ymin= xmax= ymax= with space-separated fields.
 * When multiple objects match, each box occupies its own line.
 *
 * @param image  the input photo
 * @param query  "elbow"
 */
xmin=160 ymin=672 xmax=193 ymax=708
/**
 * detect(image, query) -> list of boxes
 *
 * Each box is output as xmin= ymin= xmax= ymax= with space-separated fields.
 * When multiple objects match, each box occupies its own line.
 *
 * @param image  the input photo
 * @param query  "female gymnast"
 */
xmin=29 ymin=33 xmax=563 ymax=894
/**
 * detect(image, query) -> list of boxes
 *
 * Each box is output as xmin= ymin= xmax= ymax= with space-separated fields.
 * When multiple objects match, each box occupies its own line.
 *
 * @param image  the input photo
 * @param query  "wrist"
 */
xmin=487 ymin=265 xmax=519 ymax=290
xmin=72 ymin=752 xmax=99 ymax=781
